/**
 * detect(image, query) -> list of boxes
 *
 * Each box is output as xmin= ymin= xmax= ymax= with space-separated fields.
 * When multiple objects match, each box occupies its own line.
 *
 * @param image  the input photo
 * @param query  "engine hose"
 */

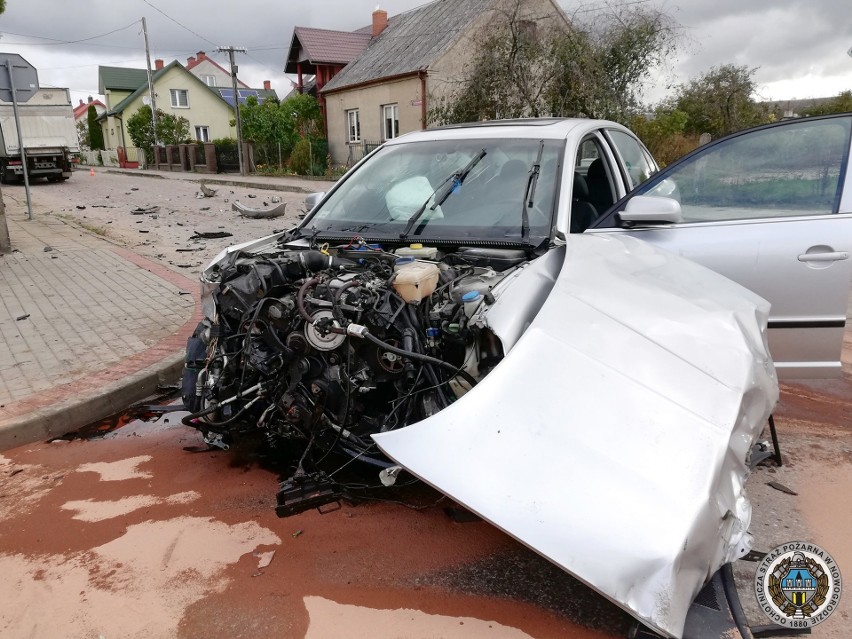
xmin=332 ymin=278 xmax=362 ymax=323
xmin=296 ymin=277 xmax=320 ymax=323
xmin=194 ymin=396 xmax=263 ymax=429
xmin=363 ymin=332 xmax=477 ymax=388
xmin=181 ymin=382 xmax=266 ymax=428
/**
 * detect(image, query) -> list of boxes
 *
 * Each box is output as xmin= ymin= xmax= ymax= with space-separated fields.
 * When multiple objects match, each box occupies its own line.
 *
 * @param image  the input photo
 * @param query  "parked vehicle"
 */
xmin=182 ymin=115 xmax=852 ymax=639
xmin=0 ymin=87 xmax=78 ymax=183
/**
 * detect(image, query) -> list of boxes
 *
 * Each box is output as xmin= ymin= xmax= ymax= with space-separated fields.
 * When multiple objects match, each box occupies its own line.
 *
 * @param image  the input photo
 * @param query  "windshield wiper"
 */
xmin=399 ymin=148 xmax=487 ymax=240
xmin=521 ymin=140 xmax=544 ymax=245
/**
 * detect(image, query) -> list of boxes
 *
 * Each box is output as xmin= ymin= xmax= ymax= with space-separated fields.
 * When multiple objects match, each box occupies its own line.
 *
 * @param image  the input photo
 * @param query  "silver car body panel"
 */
xmin=592 ymin=212 xmax=852 ymax=377
xmin=374 ymin=233 xmax=779 ymax=639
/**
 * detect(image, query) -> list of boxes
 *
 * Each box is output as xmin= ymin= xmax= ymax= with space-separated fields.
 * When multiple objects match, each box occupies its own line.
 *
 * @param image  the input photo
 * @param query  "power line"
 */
xmin=140 ymin=0 xmax=218 ymax=47
xmin=0 ymin=20 xmax=141 ymax=46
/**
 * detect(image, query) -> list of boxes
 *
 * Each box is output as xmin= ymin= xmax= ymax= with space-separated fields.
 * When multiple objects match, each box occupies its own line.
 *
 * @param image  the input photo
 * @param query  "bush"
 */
xmin=290 ymin=137 xmax=329 ymax=176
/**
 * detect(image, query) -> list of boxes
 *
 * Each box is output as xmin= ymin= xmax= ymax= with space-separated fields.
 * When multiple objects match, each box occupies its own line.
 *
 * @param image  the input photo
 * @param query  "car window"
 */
xmin=607 ymin=129 xmax=656 ymax=189
xmin=636 ymin=117 xmax=852 ymax=223
xmin=308 ymin=138 xmax=563 ymax=241
xmin=571 ymin=136 xmax=616 ymax=231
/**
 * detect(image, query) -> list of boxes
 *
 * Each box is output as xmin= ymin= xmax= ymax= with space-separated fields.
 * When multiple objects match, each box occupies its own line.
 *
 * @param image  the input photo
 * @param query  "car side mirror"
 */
xmin=620 ymin=195 xmax=683 ymax=225
xmin=304 ymin=192 xmax=325 ymax=212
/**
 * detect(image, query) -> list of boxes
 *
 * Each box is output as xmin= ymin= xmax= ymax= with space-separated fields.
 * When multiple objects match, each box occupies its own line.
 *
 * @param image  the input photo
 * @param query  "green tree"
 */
xmin=126 ymin=106 xmax=190 ymax=161
xmin=799 ymin=90 xmax=852 ymax=116
xmin=629 ymin=107 xmax=699 ymax=167
xmin=88 ymin=104 xmax=105 ymax=150
xmin=76 ymin=119 xmax=90 ymax=149
xmin=156 ymin=111 xmax=191 ymax=145
xmin=674 ymin=64 xmax=767 ymax=138
xmin=429 ymin=0 xmax=682 ymax=125
xmin=126 ymin=105 xmax=156 ymax=161
xmin=239 ymin=93 xmax=325 ymax=173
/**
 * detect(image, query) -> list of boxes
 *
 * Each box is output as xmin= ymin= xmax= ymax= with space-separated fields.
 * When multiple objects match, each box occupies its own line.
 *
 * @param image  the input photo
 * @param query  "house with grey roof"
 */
xmin=286 ymin=0 xmax=569 ymax=165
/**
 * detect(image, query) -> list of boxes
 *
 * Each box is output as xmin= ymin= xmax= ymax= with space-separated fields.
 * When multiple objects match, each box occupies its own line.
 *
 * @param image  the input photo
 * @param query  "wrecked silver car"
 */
xmin=181 ymin=117 xmax=852 ymax=638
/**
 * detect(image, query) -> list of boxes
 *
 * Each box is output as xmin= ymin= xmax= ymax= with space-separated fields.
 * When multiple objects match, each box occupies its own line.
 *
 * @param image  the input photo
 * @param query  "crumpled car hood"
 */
xmin=374 ymin=234 xmax=778 ymax=638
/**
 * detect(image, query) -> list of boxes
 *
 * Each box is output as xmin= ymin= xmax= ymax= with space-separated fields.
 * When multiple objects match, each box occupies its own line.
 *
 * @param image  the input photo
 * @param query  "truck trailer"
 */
xmin=0 ymin=87 xmax=79 ymax=183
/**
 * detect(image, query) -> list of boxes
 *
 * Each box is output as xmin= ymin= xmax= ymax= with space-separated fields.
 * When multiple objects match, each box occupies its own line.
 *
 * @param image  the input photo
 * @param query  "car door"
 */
xmin=588 ymin=114 xmax=852 ymax=378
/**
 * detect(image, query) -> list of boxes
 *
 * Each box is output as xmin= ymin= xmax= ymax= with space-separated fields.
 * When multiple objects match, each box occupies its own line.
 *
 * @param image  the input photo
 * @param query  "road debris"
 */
xmin=255 ymin=550 xmax=275 ymax=570
xmin=200 ymin=184 xmax=217 ymax=198
xmin=767 ymin=480 xmax=798 ymax=495
xmin=15 ymin=314 xmax=30 ymax=321
xmin=191 ymin=230 xmax=233 ymax=239
xmin=130 ymin=206 xmax=160 ymax=215
xmin=232 ymin=200 xmax=287 ymax=219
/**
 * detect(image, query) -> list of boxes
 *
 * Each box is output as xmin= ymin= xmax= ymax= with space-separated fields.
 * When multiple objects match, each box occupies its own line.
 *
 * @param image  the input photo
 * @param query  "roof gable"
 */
xmin=322 ymin=0 xmax=495 ymax=93
xmin=187 ymin=55 xmax=249 ymax=89
xmin=285 ymin=27 xmax=372 ymax=72
xmin=106 ymin=61 xmax=232 ymax=116
xmin=73 ymin=100 xmax=105 ymax=119
xmin=98 ymin=66 xmax=149 ymax=94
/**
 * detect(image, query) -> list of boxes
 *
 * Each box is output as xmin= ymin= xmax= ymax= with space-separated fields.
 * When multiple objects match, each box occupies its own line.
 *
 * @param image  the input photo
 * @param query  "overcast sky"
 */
xmin=1 ymin=0 xmax=851 ymax=108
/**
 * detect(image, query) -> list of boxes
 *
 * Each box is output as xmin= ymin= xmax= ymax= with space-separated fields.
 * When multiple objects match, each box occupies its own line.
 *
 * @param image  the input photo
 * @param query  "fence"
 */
xmin=346 ymin=140 xmax=382 ymax=167
xmin=79 ymin=148 xmax=145 ymax=169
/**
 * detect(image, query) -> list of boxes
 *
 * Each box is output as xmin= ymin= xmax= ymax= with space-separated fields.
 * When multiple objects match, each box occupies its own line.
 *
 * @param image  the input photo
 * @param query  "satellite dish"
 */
xmin=142 ymin=96 xmax=151 ymax=105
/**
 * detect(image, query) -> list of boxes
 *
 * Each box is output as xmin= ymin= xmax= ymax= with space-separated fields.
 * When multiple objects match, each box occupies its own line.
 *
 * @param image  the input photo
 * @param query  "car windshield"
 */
xmin=305 ymin=138 xmax=563 ymax=242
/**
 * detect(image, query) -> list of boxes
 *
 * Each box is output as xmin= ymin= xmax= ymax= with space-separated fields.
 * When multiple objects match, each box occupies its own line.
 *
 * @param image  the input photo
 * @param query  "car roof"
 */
xmin=385 ymin=117 xmax=624 ymax=144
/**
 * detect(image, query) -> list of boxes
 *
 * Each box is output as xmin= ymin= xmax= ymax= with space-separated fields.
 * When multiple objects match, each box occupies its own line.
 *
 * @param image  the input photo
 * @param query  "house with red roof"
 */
xmin=286 ymin=0 xmax=570 ymax=166
xmin=73 ymin=96 xmax=106 ymax=124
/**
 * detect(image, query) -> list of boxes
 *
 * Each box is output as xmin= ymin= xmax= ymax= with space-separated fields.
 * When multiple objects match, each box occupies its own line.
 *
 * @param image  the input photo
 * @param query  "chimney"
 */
xmin=79 ymin=99 xmax=84 ymax=106
xmin=187 ymin=56 xmax=196 ymax=66
xmin=263 ymin=80 xmax=271 ymax=91
xmin=155 ymin=59 xmax=164 ymax=70
xmin=197 ymin=51 xmax=206 ymax=60
xmin=87 ymin=95 xmax=93 ymax=103
xmin=372 ymin=7 xmax=388 ymax=36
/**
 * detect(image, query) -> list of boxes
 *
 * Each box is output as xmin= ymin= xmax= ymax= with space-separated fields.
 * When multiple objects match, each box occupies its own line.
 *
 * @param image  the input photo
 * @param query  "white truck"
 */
xmin=0 ymin=87 xmax=78 ymax=183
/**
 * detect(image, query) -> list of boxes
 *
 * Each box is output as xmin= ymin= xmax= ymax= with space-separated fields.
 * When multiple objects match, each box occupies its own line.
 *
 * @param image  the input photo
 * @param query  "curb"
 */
xmin=0 ymin=354 xmax=184 ymax=450
xmin=102 ymin=169 xmax=334 ymax=195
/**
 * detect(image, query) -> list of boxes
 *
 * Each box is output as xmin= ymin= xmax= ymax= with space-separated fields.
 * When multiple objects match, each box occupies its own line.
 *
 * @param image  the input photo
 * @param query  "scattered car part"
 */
xmin=232 ymin=199 xmax=288 ymax=219
xmin=191 ymin=230 xmax=233 ymax=239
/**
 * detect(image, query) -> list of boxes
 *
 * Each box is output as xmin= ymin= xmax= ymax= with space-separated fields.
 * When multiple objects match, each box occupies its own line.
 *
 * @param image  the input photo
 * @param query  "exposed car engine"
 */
xmin=181 ymin=239 xmax=530 ymax=516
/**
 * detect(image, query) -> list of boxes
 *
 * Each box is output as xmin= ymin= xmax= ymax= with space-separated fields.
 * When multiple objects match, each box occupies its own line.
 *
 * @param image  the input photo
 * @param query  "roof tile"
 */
xmin=322 ymin=0 xmax=494 ymax=93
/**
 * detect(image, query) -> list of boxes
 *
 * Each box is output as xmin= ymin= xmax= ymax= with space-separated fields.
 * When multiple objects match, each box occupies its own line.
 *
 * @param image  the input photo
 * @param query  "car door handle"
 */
xmin=797 ymin=251 xmax=849 ymax=263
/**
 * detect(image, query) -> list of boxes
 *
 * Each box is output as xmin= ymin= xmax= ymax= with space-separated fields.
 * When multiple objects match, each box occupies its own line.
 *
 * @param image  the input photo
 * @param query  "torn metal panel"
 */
xmin=232 ymin=200 xmax=288 ymax=219
xmin=374 ymin=234 xmax=778 ymax=639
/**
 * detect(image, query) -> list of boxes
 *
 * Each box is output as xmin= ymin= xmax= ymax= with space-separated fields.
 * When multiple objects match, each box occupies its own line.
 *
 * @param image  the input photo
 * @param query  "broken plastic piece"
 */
xmin=232 ymin=200 xmax=288 ymax=219
xmin=275 ymin=471 xmax=341 ymax=517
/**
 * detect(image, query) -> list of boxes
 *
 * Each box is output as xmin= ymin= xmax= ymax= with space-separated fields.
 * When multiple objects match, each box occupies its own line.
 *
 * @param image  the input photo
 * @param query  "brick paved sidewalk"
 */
xmin=0 ymin=204 xmax=200 ymax=449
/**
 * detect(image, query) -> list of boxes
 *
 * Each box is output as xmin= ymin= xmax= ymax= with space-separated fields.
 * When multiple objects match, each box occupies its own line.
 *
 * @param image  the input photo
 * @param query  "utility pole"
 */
xmin=4 ymin=59 xmax=33 ymax=220
xmin=142 ymin=17 xmax=158 ymax=146
xmin=217 ymin=46 xmax=247 ymax=176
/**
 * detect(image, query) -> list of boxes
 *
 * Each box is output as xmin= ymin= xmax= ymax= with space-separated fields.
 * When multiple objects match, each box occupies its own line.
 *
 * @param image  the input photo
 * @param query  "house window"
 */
xmin=347 ymin=109 xmax=361 ymax=143
xmin=170 ymin=89 xmax=189 ymax=108
xmin=201 ymin=75 xmax=216 ymax=87
xmin=195 ymin=126 xmax=210 ymax=142
xmin=382 ymin=104 xmax=399 ymax=140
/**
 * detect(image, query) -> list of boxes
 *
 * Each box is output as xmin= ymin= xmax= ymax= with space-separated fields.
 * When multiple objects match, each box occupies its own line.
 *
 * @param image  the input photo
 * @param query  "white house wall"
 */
xmin=325 ymin=76 xmax=422 ymax=166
